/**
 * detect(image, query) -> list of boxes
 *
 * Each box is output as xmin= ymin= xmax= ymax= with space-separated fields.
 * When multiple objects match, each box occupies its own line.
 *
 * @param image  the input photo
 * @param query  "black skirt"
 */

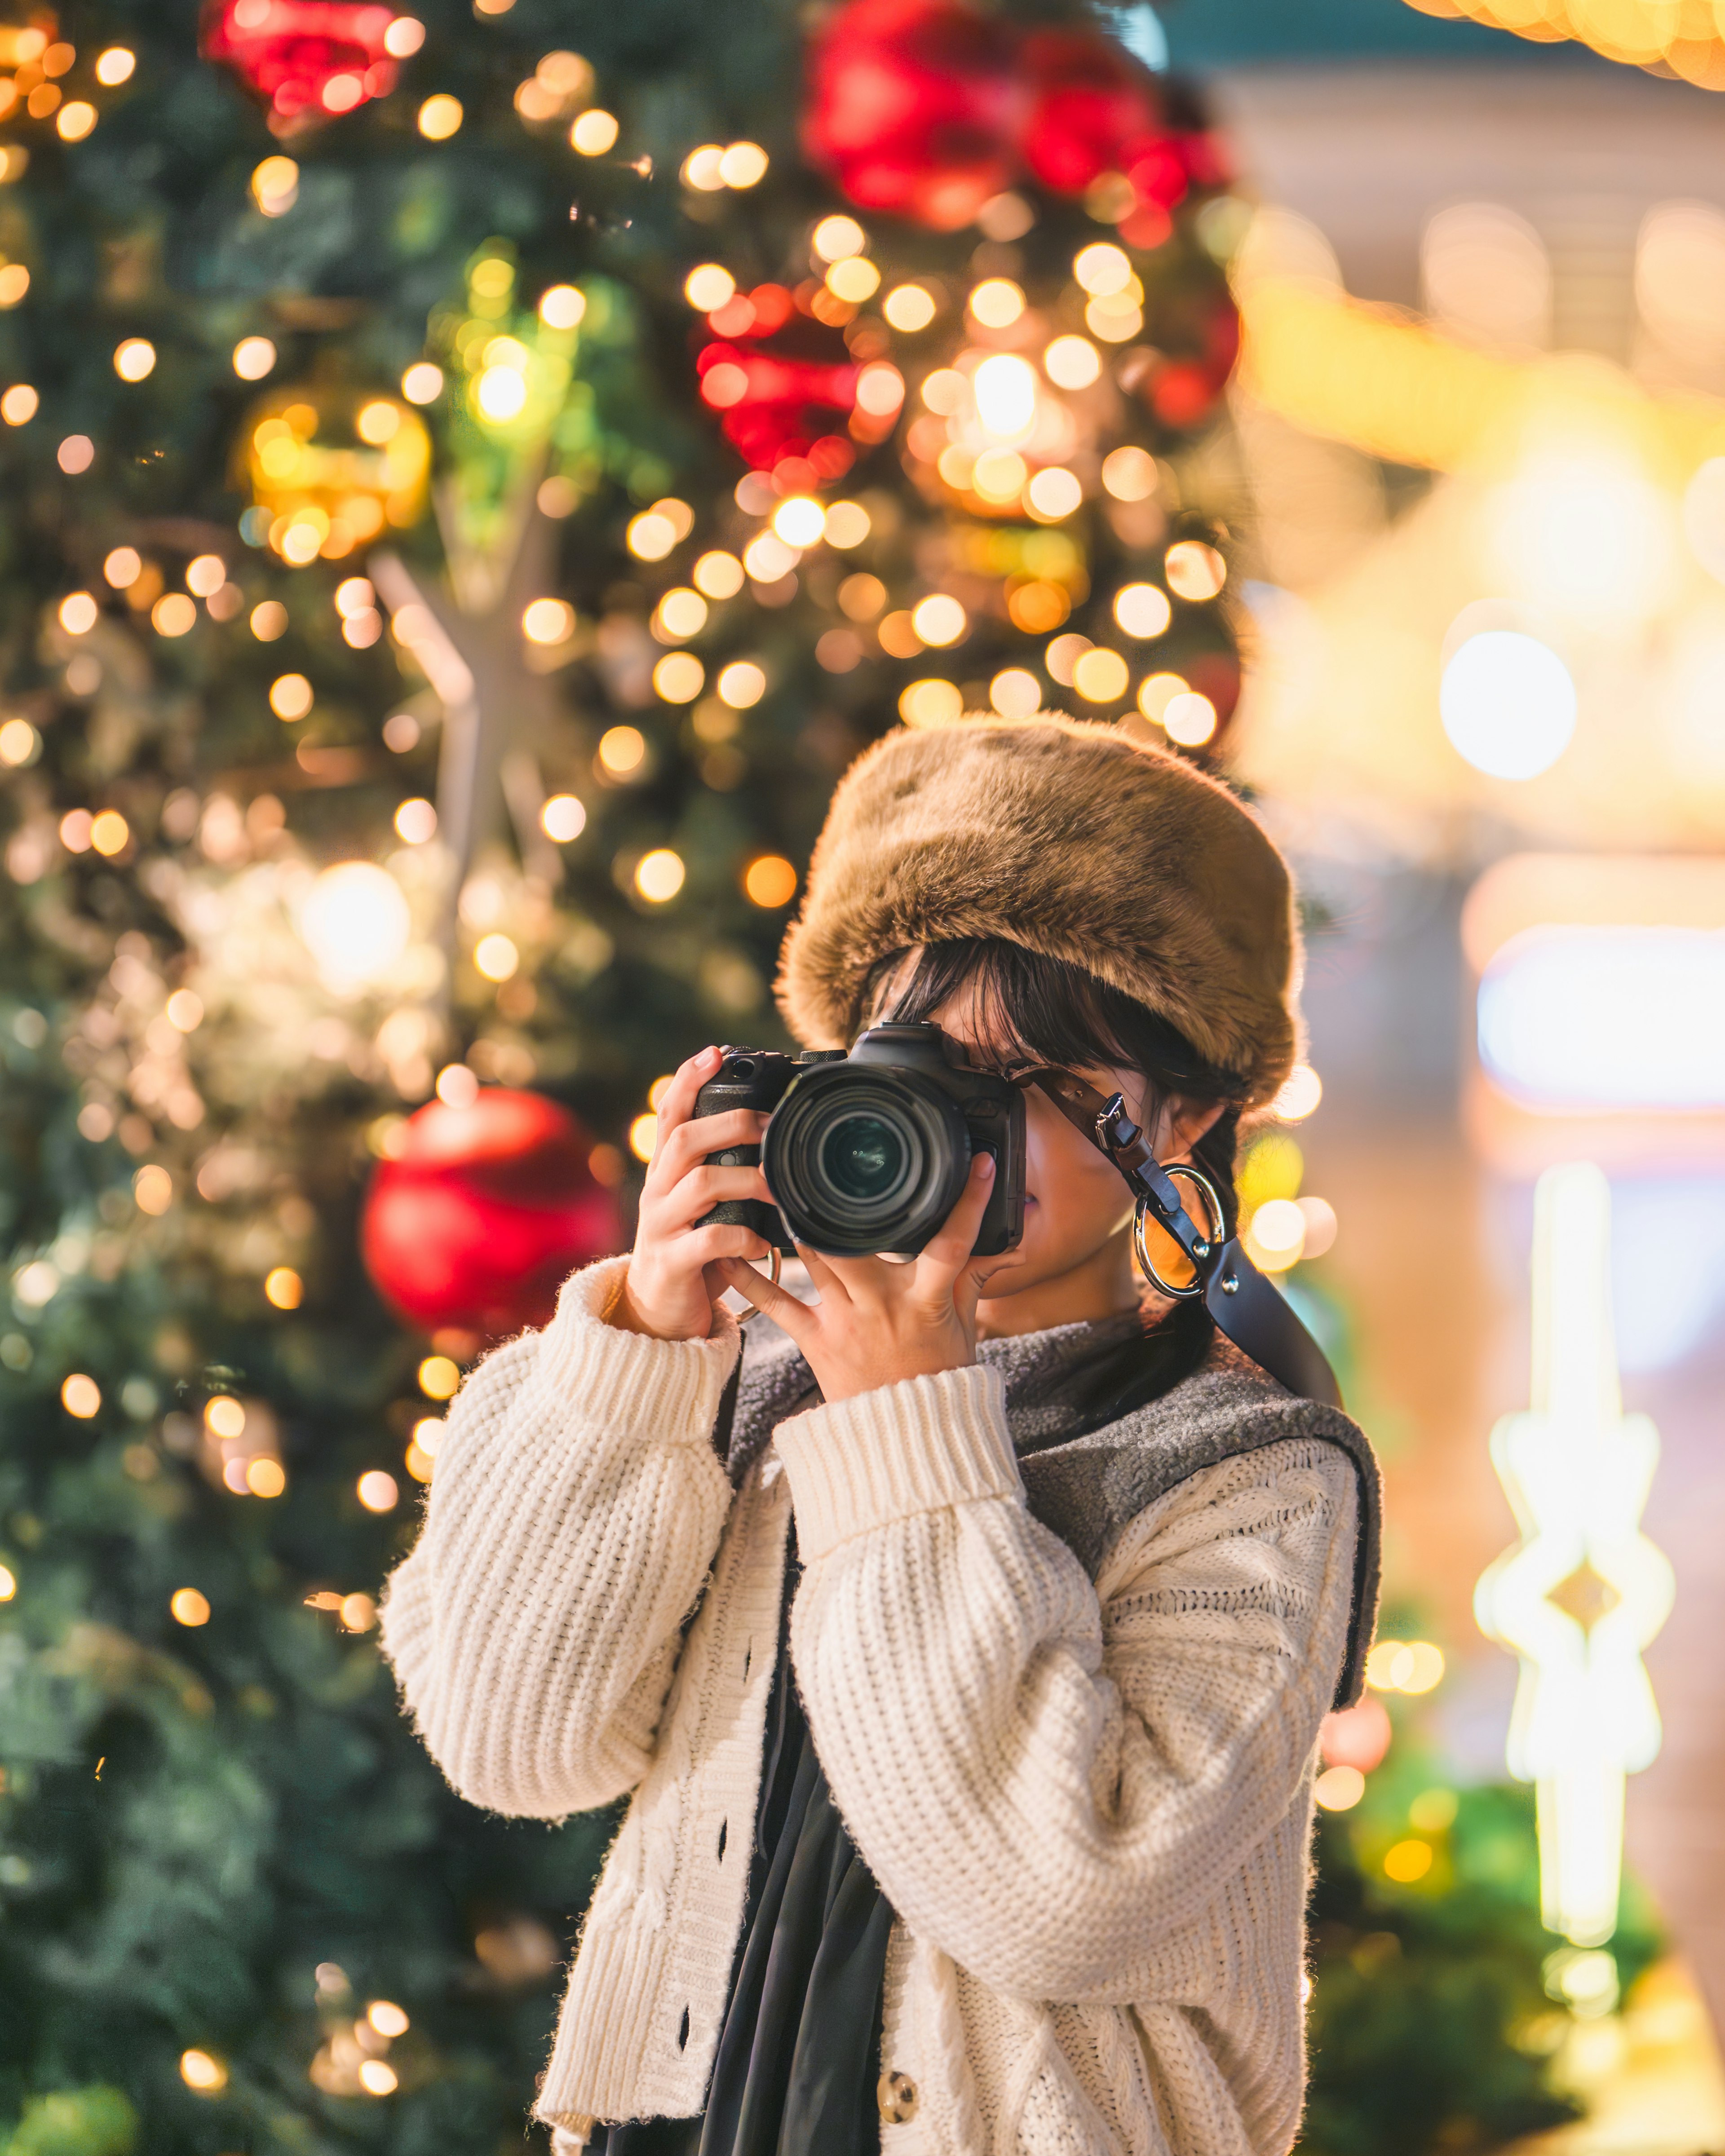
xmin=593 ymin=1533 xmax=894 ymax=2156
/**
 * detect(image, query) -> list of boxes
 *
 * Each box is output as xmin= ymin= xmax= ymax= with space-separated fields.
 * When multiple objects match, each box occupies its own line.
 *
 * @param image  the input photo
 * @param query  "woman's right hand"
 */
xmin=612 ymin=1044 xmax=774 ymax=1342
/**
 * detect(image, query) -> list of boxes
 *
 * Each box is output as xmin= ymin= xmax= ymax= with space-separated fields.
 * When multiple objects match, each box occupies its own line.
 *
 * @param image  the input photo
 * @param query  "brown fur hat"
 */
xmin=776 ymin=716 xmax=1300 ymax=1107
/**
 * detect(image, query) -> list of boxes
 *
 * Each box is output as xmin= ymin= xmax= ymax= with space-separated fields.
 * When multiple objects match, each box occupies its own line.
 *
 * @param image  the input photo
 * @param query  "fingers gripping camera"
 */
xmin=692 ymin=1023 xmax=1026 ymax=1259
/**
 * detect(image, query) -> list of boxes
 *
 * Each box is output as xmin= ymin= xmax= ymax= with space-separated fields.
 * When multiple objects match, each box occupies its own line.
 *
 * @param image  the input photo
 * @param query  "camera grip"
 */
xmin=689 ymin=1071 xmax=796 ymax=1253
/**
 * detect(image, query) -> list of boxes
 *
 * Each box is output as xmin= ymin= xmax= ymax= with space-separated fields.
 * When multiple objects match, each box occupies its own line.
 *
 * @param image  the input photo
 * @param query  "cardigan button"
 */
xmin=877 ymin=2069 xmax=918 ymax=2124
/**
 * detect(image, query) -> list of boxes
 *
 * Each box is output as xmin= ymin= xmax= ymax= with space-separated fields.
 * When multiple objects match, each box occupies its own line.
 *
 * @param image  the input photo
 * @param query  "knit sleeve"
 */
xmin=379 ymin=1255 xmax=741 ymax=1822
xmin=774 ymin=1366 xmax=1356 ymax=2003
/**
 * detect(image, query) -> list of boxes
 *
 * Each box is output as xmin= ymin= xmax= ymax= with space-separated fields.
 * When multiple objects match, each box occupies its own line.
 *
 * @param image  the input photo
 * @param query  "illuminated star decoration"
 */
xmin=1475 ymin=1162 xmax=1674 ymax=1948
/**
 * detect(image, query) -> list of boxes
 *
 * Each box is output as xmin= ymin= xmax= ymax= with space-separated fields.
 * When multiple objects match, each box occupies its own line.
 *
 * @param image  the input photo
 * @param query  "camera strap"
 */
xmin=1026 ymin=1071 xmax=1343 ymax=1410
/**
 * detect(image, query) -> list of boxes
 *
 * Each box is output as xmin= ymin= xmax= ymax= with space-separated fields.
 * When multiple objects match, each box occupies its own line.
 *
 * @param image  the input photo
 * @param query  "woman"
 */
xmin=381 ymin=717 xmax=1380 ymax=2156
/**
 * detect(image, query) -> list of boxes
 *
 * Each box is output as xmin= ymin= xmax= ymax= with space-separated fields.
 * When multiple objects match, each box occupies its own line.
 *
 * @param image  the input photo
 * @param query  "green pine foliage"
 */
xmin=0 ymin=0 xmax=1239 ymax=2147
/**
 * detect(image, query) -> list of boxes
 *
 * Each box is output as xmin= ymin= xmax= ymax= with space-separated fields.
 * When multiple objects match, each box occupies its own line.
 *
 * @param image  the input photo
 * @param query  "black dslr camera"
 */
xmin=691 ymin=1022 xmax=1026 ymax=1259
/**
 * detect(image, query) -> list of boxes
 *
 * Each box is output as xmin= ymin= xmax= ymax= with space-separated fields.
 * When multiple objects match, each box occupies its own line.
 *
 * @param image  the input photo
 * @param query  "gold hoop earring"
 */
xmin=1133 ymin=1165 xmax=1225 ymax=1300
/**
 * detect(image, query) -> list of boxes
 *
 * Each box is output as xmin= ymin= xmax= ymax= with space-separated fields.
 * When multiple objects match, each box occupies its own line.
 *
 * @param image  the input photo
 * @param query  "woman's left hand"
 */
xmin=716 ymin=1152 xmax=1024 ymax=1403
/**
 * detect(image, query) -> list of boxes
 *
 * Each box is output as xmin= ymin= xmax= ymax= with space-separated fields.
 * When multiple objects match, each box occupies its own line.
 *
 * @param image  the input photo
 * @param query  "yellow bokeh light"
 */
xmin=972 ymin=449 xmax=1028 ymax=503
xmin=883 ymin=283 xmax=937 ymax=332
xmin=1165 ymin=540 xmax=1227 ymax=602
xmin=419 ymin=1355 xmax=460 ymax=1400
xmin=921 ymin=368 xmax=966 ymax=415
xmin=1247 ymin=1197 xmax=1307 ymax=1271
xmin=1163 ymin=692 xmax=1218 ymax=747
xmin=1026 ymin=467 xmax=1082 ymax=520
xmin=103 ymin=547 xmax=141 ymax=588
xmin=251 ymin=155 xmax=299 ymax=214
xmin=1137 ymin=670 xmax=1188 ymax=723
xmin=417 ymin=94 xmax=463 ymax=140
xmin=61 ymin=1373 xmax=101 ymax=1418
xmin=598 ymin=725 xmax=646 ymax=775
xmin=772 ymin=495 xmax=827 ymax=547
xmin=368 ymin=2000 xmax=410 ymax=2039
xmin=152 ymin=594 xmax=197 ymax=638
xmin=474 ymin=932 xmax=519 ymax=981
xmin=1 ymin=384 xmax=39 ymax=426
xmin=541 ymin=793 xmax=585 ymax=842
xmin=171 ymin=1588 xmax=211 ymax=1628
xmin=1073 ymin=243 xmax=1132 ymax=296
xmin=540 ymin=283 xmax=585 ymax=330
xmin=990 ymin=667 xmax=1042 ymax=717
xmin=0 ymin=1564 xmax=14 ymax=1602
xmin=90 ymin=809 xmax=130 ymax=856
xmin=356 ymin=399 xmax=402 ymax=446
xmin=233 ymin=335 xmax=277 ymax=380
xmin=626 ymin=511 xmax=677 ymax=562
xmin=114 ymin=337 xmax=156 ymax=382
xmin=1072 ymin=646 xmax=1129 ymax=703
xmin=684 ymin=263 xmax=735 ymax=312
xmin=570 ymin=108 xmax=618 ymax=155
xmin=827 ymin=256 xmax=880 ymax=304
xmin=1044 ymin=335 xmax=1103 ymax=390
xmin=58 ymin=591 xmax=98 ymax=635
xmin=402 ymin=362 xmax=444 ymax=405
xmin=694 ymin=550 xmax=744 ymax=599
xmin=680 ymin=144 xmax=724 ymax=190
xmin=522 ymin=597 xmax=575 ymax=645
xmin=1101 ymin=446 xmax=1158 ymax=503
xmin=270 ymin=673 xmax=314 ymax=721
xmin=717 ymin=660 xmax=766 ymax=708
xmin=1114 ymin=583 xmax=1172 ymax=639
xmin=358 ymin=1470 xmax=400 ymax=1514
xmin=133 ymin=1165 xmax=173 ymax=1215
xmin=969 ymin=277 xmax=1025 ymax=328
xmin=822 ymin=500 xmax=871 ymax=549
xmin=653 ymin=651 xmax=705 ymax=703
xmin=898 ymin=678 xmax=964 ymax=727
xmin=911 ymin=594 xmax=966 ymax=648
xmin=656 ymin=587 xmax=708 ymax=639
xmin=743 ymin=855 xmax=798 ymax=908
xmin=265 ymin=1266 xmax=303 ymax=1310
xmin=205 ymin=1395 xmax=247 ymax=1440
xmin=719 ymin=141 xmax=768 ymax=187
xmin=1314 ymin=1765 xmax=1366 ymax=1812
xmin=634 ymin=848 xmax=686 ymax=902
xmin=628 ymin=1111 xmax=658 ymax=1161
xmin=95 ymin=46 xmax=136 ymax=85
xmin=1274 ymin=1064 xmax=1324 ymax=1122
xmin=1383 ymin=1839 xmax=1434 ymax=1884
xmin=812 ymin=214 xmax=865 ymax=262
xmin=248 ymin=1458 xmax=286 ymax=1498
xmin=187 ymin=554 xmax=226 ymax=597
xmin=180 ymin=2049 xmax=226 ymax=2091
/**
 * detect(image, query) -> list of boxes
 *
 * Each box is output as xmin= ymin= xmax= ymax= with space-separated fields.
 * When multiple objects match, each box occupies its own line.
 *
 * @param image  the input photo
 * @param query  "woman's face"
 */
xmin=918 ymin=977 xmax=1222 ymax=1305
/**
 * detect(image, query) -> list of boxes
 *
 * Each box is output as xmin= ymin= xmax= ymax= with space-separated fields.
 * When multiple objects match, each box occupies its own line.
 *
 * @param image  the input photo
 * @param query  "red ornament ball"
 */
xmin=362 ymin=1089 xmax=623 ymax=1339
xmin=201 ymin=0 xmax=402 ymax=124
xmin=802 ymin=0 xmax=1026 ymax=231
xmin=1019 ymin=29 xmax=1163 ymax=199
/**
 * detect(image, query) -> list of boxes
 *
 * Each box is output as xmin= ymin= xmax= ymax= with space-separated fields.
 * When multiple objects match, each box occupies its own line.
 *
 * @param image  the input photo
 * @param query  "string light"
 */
xmin=57 ymin=101 xmax=94 ymax=141
xmin=694 ymin=550 xmax=744 ymax=599
xmin=718 ymin=141 xmax=767 ymax=187
xmin=823 ymin=501 xmax=870 ymax=547
xmin=95 ymin=47 xmax=135 ymax=84
xmin=812 ymin=214 xmax=866 ymax=262
xmin=402 ymin=362 xmax=443 ymax=404
xmin=883 ymin=284 xmax=937 ymax=332
xmin=634 ymin=848 xmax=685 ymax=901
xmin=133 ymin=1165 xmax=173 ymax=1214
xmin=58 ymin=436 xmax=94 ymax=474
xmin=358 ymin=1471 xmax=399 ymax=1513
xmin=911 ymin=594 xmax=966 ymax=646
xmin=685 ymin=263 xmax=734 ymax=311
xmin=522 ymin=597 xmax=575 ymax=644
xmin=180 ymin=2050 xmax=226 ymax=2091
xmin=269 ymin=673 xmax=313 ymax=720
xmin=716 ymin=661 xmax=765 ymax=708
xmin=113 ymin=338 xmax=155 ymax=382
xmin=418 ymin=94 xmax=463 ymax=139
xmin=58 ymin=592 xmax=97 ymax=635
xmin=1114 ymin=583 xmax=1172 ymax=638
xmin=152 ymin=594 xmax=196 ymax=637
xmin=654 ymin=588 xmax=707 ymax=639
xmin=0 ymin=264 xmax=27 ymax=306
xmin=171 ymin=1588 xmax=211 ymax=1627
xmin=0 ymin=384 xmax=37 ymax=424
xmin=265 ymin=1267 xmax=303 ymax=1310
xmin=61 ymin=1374 xmax=100 ymax=1418
xmin=570 ymin=108 xmax=618 ymax=155
xmin=541 ymin=794 xmax=585 ymax=841
xmin=598 ymin=725 xmax=646 ymax=775
xmin=474 ymin=932 xmax=519 ymax=980
xmin=653 ymin=652 xmax=704 ymax=702
xmin=969 ymin=278 xmax=1025 ymax=328
xmin=1137 ymin=671 xmax=1186 ymax=722
xmin=1044 ymin=335 xmax=1102 ymax=390
xmin=540 ymin=283 xmax=585 ymax=330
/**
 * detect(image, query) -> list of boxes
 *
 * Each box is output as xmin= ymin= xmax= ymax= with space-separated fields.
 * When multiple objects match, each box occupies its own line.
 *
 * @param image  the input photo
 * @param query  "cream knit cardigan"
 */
xmin=381 ymin=1256 xmax=1358 ymax=2156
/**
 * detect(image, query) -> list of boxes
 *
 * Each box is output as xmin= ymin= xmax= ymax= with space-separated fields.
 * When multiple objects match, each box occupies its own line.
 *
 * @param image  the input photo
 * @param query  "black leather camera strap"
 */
xmin=1026 ymin=1070 xmax=1343 ymax=1410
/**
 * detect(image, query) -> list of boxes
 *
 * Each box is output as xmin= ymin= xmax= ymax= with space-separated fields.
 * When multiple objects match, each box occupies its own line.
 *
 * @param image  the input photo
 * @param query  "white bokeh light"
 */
xmin=1440 ymin=629 xmax=1576 ymax=781
xmin=299 ymin=863 xmax=412 ymax=993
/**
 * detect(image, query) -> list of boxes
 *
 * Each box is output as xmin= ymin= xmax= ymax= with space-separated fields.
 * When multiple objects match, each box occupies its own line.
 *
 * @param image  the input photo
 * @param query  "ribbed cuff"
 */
xmin=537 ymin=1256 xmax=741 ymax=1445
xmin=774 ymin=1363 xmax=1022 ymax=1561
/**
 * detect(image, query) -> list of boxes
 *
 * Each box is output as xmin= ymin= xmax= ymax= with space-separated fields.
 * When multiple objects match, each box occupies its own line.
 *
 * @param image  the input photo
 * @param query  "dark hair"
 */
xmin=860 ymin=938 xmax=1246 ymax=1241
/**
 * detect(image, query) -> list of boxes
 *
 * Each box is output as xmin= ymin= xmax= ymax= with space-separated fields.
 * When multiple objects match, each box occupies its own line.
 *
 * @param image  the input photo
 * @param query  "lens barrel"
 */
xmin=763 ymin=1065 xmax=973 ymax=1257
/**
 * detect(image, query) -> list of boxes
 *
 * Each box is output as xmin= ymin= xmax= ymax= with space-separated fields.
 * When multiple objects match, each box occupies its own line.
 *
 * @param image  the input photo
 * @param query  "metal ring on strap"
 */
xmin=736 ymin=1242 xmax=783 ymax=1323
xmin=1134 ymin=1164 xmax=1225 ymax=1301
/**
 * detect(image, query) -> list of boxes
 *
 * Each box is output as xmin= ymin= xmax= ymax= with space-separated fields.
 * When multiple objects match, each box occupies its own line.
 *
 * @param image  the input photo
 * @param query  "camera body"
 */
xmin=692 ymin=1022 xmax=1026 ymax=1259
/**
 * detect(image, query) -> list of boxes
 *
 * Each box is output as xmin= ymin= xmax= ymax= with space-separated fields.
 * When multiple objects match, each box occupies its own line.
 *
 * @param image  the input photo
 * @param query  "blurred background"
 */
xmin=0 ymin=1 xmax=1721 ymax=2152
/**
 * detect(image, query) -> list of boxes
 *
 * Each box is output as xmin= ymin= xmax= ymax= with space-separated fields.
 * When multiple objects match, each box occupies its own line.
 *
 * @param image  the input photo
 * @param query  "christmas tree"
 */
xmin=0 ymin=0 xmax=1249 ymax=2147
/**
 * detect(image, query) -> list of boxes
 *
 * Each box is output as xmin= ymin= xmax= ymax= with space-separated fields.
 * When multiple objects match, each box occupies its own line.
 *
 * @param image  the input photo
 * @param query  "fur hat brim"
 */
xmin=776 ymin=716 xmax=1300 ymax=1108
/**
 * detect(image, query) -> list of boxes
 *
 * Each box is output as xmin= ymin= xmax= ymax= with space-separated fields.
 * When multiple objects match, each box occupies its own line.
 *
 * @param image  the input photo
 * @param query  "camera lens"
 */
xmin=763 ymin=1068 xmax=971 ymax=1256
xmin=820 ymin=1113 xmax=907 ymax=1204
